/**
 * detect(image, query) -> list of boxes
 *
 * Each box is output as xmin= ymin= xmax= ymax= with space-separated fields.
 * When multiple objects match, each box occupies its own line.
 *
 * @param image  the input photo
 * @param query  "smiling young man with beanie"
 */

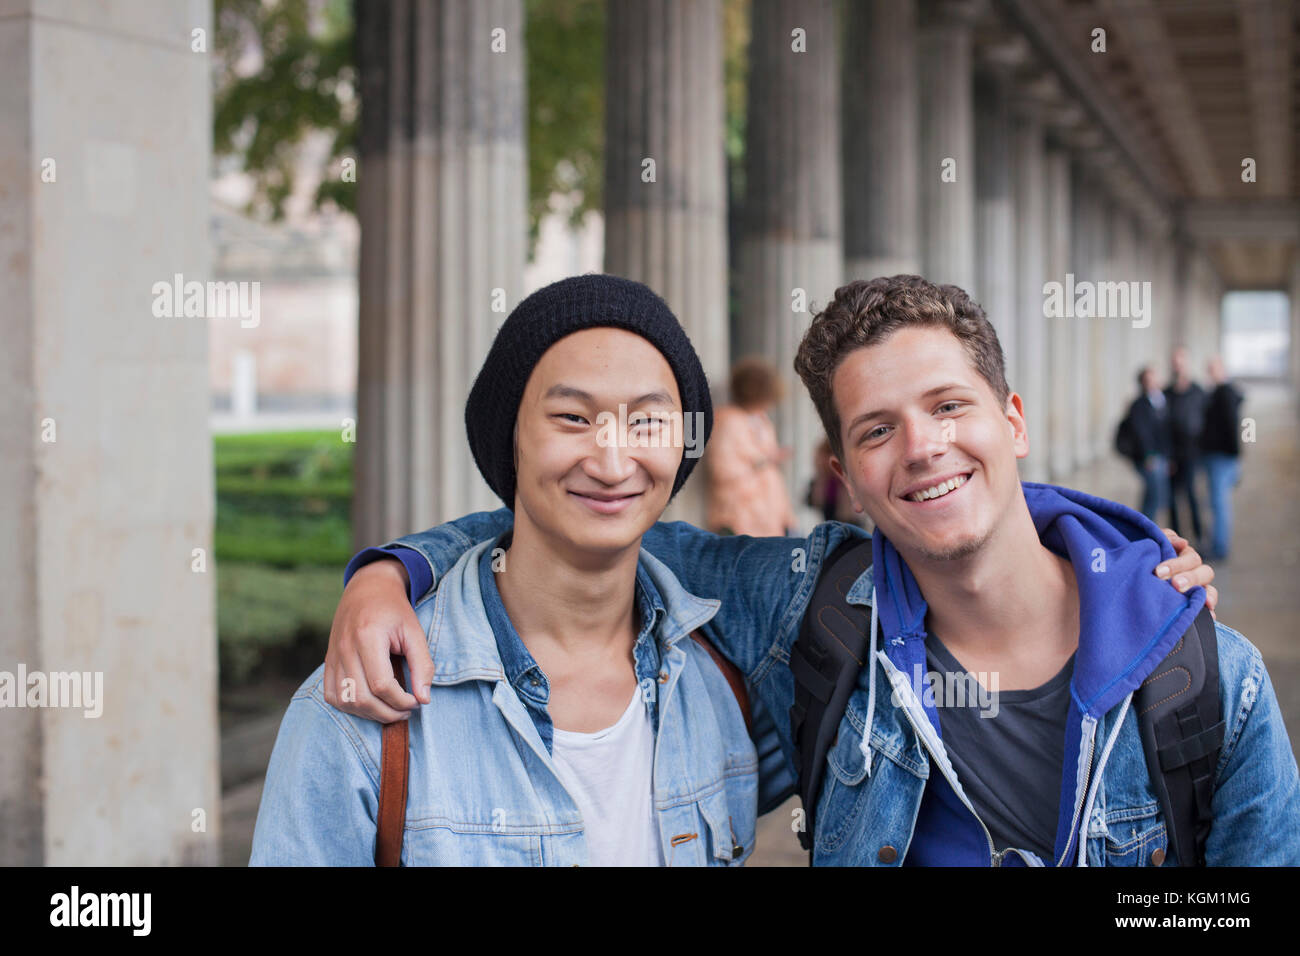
xmin=250 ymin=274 xmax=760 ymax=866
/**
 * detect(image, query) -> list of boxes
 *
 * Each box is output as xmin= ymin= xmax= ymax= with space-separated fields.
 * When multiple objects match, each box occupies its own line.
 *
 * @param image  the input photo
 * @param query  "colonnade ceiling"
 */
xmin=1008 ymin=0 xmax=1297 ymax=287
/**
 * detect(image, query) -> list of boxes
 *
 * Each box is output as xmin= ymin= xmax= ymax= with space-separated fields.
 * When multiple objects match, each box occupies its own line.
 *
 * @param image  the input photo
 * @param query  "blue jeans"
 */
xmin=1169 ymin=455 xmax=1204 ymax=541
xmin=1203 ymin=453 xmax=1240 ymax=559
xmin=1138 ymin=455 xmax=1170 ymax=523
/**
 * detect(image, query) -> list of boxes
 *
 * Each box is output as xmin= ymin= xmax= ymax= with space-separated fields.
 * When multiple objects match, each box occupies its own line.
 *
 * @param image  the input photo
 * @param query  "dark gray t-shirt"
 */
xmin=925 ymin=632 xmax=1075 ymax=863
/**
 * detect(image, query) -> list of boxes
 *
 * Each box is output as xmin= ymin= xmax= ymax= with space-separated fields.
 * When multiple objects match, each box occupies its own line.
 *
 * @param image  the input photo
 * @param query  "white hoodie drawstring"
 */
xmin=1077 ymin=695 xmax=1132 ymax=867
xmin=858 ymin=588 xmax=880 ymax=775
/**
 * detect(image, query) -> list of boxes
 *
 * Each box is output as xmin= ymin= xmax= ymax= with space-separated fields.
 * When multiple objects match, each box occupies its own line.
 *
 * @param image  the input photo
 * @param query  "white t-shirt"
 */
xmin=551 ymin=687 xmax=665 ymax=866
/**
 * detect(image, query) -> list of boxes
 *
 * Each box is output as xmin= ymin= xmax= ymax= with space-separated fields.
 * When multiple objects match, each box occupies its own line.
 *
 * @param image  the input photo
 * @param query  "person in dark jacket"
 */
xmin=1165 ymin=347 xmax=1207 ymax=541
xmin=1123 ymin=365 xmax=1172 ymax=521
xmin=1200 ymin=355 xmax=1245 ymax=560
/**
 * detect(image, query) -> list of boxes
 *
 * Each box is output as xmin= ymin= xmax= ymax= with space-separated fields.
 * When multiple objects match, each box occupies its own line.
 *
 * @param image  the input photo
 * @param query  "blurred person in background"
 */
xmin=705 ymin=357 xmax=797 ymax=536
xmin=1200 ymin=356 xmax=1245 ymax=561
xmin=1117 ymin=365 xmax=1172 ymax=522
xmin=1165 ymin=346 xmax=1207 ymax=544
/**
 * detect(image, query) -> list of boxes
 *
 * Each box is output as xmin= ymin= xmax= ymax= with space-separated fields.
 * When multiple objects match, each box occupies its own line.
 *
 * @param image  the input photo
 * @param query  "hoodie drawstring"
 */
xmin=859 ymin=588 xmax=879 ymax=775
xmin=1077 ymin=694 xmax=1132 ymax=867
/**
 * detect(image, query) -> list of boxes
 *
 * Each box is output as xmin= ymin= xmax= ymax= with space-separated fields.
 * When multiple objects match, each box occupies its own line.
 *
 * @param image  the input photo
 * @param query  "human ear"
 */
xmin=828 ymin=450 xmax=866 ymax=514
xmin=1005 ymin=393 xmax=1029 ymax=460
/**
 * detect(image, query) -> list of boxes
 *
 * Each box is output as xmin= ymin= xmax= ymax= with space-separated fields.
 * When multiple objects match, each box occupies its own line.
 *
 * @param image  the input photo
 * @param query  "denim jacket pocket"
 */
xmin=662 ymin=785 xmax=754 ymax=867
xmin=698 ymin=786 xmax=754 ymax=866
xmin=814 ymin=698 xmax=926 ymax=861
xmin=815 ymin=718 xmax=874 ymax=856
xmin=1099 ymin=802 xmax=1172 ymax=867
xmin=401 ymin=816 xmax=550 ymax=866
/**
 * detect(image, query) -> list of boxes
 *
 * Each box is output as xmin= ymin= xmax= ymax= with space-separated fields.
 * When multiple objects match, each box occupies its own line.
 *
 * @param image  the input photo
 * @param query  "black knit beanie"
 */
xmin=465 ymin=274 xmax=713 ymax=510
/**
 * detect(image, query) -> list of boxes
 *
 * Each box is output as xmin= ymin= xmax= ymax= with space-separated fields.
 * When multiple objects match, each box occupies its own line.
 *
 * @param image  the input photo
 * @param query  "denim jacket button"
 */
xmin=878 ymin=845 xmax=897 ymax=863
xmin=1150 ymin=848 xmax=1165 ymax=867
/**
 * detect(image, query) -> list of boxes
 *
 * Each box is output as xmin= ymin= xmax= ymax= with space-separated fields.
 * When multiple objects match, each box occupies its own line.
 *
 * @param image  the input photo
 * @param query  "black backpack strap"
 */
xmin=1133 ymin=607 xmax=1223 ymax=866
xmin=788 ymin=537 xmax=874 ymax=857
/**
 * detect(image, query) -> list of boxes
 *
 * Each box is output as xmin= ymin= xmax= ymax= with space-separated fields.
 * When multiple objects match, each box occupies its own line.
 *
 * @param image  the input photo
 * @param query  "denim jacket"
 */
xmin=250 ymin=538 xmax=760 ymax=866
xmin=368 ymin=483 xmax=1300 ymax=866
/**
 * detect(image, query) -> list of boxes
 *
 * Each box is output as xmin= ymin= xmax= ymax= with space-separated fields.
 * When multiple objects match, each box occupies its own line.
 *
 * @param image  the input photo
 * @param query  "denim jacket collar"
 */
xmin=425 ymin=537 xmax=721 ymax=690
xmin=845 ymin=563 xmax=876 ymax=609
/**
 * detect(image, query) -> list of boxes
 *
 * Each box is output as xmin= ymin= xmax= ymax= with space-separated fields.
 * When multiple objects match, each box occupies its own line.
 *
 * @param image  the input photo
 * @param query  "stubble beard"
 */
xmin=913 ymin=525 xmax=995 ymax=564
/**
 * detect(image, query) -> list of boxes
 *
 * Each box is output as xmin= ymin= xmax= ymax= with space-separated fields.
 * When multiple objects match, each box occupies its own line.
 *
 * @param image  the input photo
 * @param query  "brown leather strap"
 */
xmin=690 ymin=630 xmax=753 ymax=735
xmin=374 ymin=654 xmax=410 ymax=867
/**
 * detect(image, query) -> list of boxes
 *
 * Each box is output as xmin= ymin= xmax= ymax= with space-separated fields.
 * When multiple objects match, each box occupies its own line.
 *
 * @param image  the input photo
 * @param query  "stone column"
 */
xmin=843 ymin=0 xmax=920 ymax=280
xmin=1044 ymin=142 xmax=1074 ymax=480
xmin=355 ymin=0 xmax=527 ymax=543
xmin=1148 ymin=230 xmax=1175 ymax=380
xmin=1066 ymin=157 xmax=1097 ymax=468
xmin=1291 ymin=250 xmax=1300 ymax=387
xmin=1196 ymin=248 xmax=1224 ymax=372
xmin=1109 ymin=204 xmax=1142 ymax=432
xmin=1138 ymin=213 xmax=1163 ymax=374
xmin=973 ymin=44 xmax=1021 ymax=371
xmin=605 ymin=1 xmax=727 ymax=526
xmin=738 ymin=0 xmax=842 ymax=524
xmin=1011 ymin=84 xmax=1049 ymax=482
xmin=605 ymin=0 xmax=727 ymax=383
xmin=918 ymin=0 xmax=978 ymax=292
xmin=0 ymin=1 xmax=217 ymax=864
xmin=1090 ymin=180 xmax=1119 ymax=459
xmin=1133 ymin=215 xmax=1157 ymax=372
xmin=1189 ymin=250 xmax=1225 ymax=370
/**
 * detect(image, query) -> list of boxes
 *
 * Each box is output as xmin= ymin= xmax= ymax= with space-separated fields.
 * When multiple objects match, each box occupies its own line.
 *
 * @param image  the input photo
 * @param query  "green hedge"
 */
xmin=215 ymin=430 xmax=353 ymax=568
xmin=217 ymin=563 xmax=342 ymax=685
xmin=214 ymin=430 xmax=354 ymax=685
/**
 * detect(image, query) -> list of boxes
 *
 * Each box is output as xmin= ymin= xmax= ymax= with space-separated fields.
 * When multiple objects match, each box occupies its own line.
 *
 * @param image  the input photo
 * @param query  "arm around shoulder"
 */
xmin=388 ymin=509 xmax=514 ymax=601
xmin=640 ymin=519 xmax=868 ymax=676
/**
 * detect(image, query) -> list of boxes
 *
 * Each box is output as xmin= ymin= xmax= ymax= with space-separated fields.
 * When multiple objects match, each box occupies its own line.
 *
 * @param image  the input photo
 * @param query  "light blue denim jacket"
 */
xmin=374 ymin=484 xmax=1300 ymax=866
xmin=249 ymin=538 xmax=760 ymax=866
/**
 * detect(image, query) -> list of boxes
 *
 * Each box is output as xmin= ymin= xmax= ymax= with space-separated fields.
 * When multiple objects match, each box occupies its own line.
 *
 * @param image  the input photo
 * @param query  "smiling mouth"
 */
xmin=904 ymin=472 xmax=972 ymax=503
xmin=568 ymin=490 xmax=643 ymax=514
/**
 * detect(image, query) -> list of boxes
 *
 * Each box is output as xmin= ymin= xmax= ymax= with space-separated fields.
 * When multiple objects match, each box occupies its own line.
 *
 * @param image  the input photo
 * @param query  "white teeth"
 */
xmin=910 ymin=474 xmax=968 ymax=502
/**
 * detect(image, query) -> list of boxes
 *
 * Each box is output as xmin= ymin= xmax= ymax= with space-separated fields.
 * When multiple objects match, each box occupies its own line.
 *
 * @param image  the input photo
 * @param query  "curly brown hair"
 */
xmin=793 ymin=275 xmax=1009 ymax=460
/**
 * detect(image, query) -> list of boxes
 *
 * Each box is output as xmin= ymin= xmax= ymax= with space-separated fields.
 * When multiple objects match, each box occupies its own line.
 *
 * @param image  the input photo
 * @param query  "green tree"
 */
xmin=213 ymin=0 xmax=357 ymax=220
xmin=213 ymin=0 xmax=609 ymax=255
xmin=523 ymin=0 xmax=604 ymax=249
